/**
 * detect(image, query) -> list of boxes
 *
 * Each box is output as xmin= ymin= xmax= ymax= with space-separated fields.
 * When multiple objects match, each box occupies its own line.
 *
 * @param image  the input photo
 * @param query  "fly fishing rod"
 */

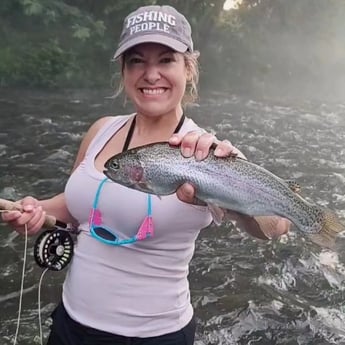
xmin=0 ymin=198 xmax=75 ymax=271
xmin=0 ymin=198 xmax=78 ymax=345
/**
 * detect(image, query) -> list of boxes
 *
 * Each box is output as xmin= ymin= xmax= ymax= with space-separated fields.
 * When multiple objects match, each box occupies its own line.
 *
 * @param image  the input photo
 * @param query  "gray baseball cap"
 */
xmin=113 ymin=5 xmax=194 ymax=60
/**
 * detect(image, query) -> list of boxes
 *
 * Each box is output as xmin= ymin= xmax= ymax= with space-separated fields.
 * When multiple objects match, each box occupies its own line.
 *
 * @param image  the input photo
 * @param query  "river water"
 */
xmin=0 ymin=89 xmax=344 ymax=345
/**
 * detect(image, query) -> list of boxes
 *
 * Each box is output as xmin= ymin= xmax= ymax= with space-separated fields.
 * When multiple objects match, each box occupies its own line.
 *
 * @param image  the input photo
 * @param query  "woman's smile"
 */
xmin=140 ymin=87 xmax=168 ymax=96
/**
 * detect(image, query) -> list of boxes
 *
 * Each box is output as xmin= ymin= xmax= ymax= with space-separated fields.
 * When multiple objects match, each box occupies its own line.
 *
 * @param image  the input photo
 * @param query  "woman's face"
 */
xmin=122 ymin=43 xmax=188 ymax=117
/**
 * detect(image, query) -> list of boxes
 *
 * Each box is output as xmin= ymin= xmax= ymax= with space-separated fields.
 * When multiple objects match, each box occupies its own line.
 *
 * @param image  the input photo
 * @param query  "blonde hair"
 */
xmin=183 ymin=50 xmax=200 ymax=104
xmin=113 ymin=50 xmax=200 ymax=106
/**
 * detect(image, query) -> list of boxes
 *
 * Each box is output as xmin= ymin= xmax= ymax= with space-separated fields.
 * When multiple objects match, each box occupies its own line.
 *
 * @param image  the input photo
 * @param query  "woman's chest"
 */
xmin=65 ymin=168 xmax=212 ymax=242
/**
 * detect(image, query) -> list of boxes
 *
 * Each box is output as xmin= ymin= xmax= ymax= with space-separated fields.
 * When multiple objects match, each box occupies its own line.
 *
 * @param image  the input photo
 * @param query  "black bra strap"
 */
xmin=122 ymin=116 xmax=136 ymax=152
xmin=122 ymin=113 xmax=185 ymax=152
xmin=173 ymin=113 xmax=185 ymax=134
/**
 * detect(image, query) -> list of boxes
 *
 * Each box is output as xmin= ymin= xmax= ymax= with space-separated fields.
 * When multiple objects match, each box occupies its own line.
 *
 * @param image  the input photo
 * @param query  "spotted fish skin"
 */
xmin=104 ymin=142 xmax=344 ymax=246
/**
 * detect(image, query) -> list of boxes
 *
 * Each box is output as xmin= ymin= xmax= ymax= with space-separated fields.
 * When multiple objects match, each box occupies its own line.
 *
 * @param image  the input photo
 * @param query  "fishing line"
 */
xmin=1 ymin=208 xmax=75 ymax=345
xmin=10 ymin=225 xmax=51 ymax=345
xmin=0 ymin=213 xmax=49 ymax=345
xmin=37 ymin=268 xmax=49 ymax=345
xmin=13 ymin=223 xmax=28 ymax=345
xmin=0 ymin=210 xmax=27 ymax=345
xmin=11 ymin=224 xmax=47 ymax=345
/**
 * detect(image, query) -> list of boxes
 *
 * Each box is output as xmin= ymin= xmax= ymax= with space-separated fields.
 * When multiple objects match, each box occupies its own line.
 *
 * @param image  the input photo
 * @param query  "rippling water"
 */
xmin=0 ymin=89 xmax=344 ymax=344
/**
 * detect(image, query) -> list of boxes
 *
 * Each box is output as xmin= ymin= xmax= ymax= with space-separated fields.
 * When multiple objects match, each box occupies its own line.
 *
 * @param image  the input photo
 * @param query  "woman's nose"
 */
xmin=143 ymin=64 xmax=161 ymax=84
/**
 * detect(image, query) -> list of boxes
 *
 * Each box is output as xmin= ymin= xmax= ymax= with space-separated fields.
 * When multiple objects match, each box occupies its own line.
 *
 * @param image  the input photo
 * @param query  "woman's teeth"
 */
xmin=141 ymin=88 xmax=166 ymax=95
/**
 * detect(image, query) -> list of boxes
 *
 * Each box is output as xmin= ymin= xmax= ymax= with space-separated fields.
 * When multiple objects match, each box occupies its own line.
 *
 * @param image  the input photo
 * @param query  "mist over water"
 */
xmin=206 ymin=1 xmax=345 ymax=104
xmin=0 ymin=88 xmax=344 ymax=344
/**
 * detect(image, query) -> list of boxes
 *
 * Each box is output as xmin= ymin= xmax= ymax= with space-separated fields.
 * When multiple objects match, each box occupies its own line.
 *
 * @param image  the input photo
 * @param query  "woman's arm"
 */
xmin=2 ymin=116 xmax=113 ymax=235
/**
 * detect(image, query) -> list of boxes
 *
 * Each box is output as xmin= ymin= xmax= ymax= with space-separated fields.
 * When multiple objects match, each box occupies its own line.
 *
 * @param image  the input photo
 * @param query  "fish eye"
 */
xmin=110 ymin=161 xmax=120 ymax=170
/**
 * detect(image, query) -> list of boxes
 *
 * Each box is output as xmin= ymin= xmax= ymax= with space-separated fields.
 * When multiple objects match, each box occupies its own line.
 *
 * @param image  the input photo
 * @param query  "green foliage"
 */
xmin=1 ymin=0 xmax=345 ymax=100
xmin=21 ymin=40 xmax=77 ymax=87
xmin=22 ymin=0 xmax=44 ymax=15
xmin=0 ymin=0 xmax=111 ymax=87
xmin=0 ymin=39 xmax=78 ymax=87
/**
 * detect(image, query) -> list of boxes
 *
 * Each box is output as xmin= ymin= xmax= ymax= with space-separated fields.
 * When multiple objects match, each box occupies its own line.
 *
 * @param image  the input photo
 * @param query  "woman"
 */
xmin=2 ymin=5 xmax=289 ymax=345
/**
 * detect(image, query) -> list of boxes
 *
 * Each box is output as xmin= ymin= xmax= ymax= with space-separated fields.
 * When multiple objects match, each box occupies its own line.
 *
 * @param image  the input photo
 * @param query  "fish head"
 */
xmin=104 ymin=150 xmax=153 ymax=193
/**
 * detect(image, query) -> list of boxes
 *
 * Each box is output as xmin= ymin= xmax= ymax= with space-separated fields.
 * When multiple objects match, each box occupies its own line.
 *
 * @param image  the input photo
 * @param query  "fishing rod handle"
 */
xmin=0 ymin=198 xmax=56 ymax=228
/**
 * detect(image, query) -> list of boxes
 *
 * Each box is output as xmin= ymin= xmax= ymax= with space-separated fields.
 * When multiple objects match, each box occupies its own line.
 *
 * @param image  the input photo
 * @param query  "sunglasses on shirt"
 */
xmin=89 ymin=178 xmax=154 ymax=246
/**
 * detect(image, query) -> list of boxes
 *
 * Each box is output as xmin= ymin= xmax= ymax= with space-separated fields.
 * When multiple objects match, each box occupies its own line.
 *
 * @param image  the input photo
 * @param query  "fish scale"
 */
xmin=137 ymin=145 xmax=312 ymax=221
xmin=104 ymin=142 xmax=345 ymax=248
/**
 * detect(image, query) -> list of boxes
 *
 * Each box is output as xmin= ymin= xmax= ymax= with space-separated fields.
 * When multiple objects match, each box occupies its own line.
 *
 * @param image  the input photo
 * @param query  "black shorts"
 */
xmin=46 ymin=302 xmax=196 ymax=345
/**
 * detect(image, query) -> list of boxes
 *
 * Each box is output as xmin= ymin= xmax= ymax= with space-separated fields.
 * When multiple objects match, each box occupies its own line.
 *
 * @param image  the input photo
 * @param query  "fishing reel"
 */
xmin=34 ymin=222 xmax=77 ymax=271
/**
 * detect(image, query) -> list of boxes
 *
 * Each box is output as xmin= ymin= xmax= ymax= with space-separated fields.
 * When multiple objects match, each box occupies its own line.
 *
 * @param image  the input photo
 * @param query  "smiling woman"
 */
xmin=1 ymin=4 xmax=290 ymax=345
xmin=115 ymin=45 xmax=200 ymax=107
xmin=122 ymin=44 xmax=190 ymax=118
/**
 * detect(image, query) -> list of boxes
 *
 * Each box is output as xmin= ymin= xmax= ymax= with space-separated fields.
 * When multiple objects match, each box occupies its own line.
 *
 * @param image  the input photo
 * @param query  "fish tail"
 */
xmin=309 ymin=208 xmax=345 ymax=249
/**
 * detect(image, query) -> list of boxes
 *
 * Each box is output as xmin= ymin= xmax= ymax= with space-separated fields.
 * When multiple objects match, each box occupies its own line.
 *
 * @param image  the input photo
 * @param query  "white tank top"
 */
xmin=63 ymin=114 xmax=212 ymax=337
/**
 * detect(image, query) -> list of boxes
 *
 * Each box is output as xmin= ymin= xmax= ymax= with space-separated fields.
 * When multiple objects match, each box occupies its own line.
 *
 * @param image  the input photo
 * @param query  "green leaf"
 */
xmin=72 ymin=24 xmax=90 ymax=41
xmin=21 ymin=0 xmax=43 ymax=15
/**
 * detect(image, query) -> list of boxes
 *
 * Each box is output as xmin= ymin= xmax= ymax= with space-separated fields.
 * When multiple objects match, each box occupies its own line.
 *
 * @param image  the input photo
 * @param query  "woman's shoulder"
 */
xmin=87 ymin=114 xmax=134 ymax=136
xmin=85 ymin=113 xmax=135 ymax=148
xmin=71 ymin=114 xmax=134 ymax=170
xmin=182 ymin=117 xmax=206 ymax=134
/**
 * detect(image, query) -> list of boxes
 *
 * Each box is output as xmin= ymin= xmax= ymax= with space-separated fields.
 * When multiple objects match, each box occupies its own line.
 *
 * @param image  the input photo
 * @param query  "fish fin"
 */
xmin=137 ymin=182 xmax=156 ymax=194
xmin=284 ymin=179 xmax=301 ymax=193
xmin=207 ymin=204 xmax=225 ymax=226
xmin=308 ymin=209 xmax=345 ymax=249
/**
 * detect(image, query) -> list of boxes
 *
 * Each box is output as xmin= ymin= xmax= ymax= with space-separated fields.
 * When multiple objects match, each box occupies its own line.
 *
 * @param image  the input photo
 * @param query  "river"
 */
xmin=0 ymin=88 xmax=344 ymax=344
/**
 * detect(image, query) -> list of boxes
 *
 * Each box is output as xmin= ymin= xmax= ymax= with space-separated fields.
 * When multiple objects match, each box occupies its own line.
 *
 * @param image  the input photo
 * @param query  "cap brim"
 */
xmin=113 ymin=34 xmax=189 ymax=60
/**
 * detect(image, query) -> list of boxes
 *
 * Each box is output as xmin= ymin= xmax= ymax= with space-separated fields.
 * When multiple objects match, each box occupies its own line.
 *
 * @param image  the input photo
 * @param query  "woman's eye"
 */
xmin=160 ymin=57 xmax=173 ymax=64
xmin=128 ymin=57 xmax=143 ymax=64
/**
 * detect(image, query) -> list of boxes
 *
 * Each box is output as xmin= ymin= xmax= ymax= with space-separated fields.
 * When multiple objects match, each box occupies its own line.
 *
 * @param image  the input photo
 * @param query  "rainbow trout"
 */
xmin=104 ymin=142 xmax=344 ymax=247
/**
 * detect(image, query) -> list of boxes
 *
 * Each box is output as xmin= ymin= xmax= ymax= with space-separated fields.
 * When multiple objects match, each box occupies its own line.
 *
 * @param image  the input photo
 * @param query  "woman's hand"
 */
xmin=253 ymin=215 xmax=291 ymax=239
xmin=224 ymin=210 xmax=291 ymax=240
xmin=169 ymin=131 xmax=243 ymax=204
xmin=168 ymin=131 xmax=290 ymax=240
xmin=1 ymin=196 xmax=46 ymax=235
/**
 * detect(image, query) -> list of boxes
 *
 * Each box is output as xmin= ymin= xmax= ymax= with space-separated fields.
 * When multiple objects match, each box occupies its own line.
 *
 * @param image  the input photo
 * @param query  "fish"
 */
xmin=103 ymin=142 xmax=345 ymax=248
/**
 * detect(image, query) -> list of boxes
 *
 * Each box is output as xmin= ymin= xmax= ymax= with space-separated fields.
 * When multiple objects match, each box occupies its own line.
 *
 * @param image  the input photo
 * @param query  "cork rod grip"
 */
xmin=0 ymin=198 xmax=56 ymax=228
